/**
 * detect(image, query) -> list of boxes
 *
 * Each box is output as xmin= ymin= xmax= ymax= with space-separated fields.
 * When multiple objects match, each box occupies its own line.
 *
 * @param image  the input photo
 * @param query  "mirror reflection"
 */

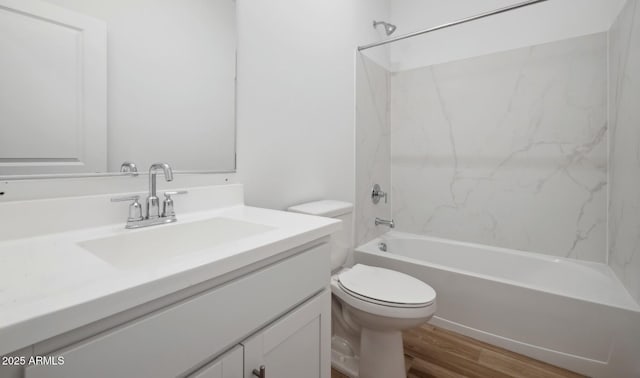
xmin=0 ymin=0 xmax=236 ymax=177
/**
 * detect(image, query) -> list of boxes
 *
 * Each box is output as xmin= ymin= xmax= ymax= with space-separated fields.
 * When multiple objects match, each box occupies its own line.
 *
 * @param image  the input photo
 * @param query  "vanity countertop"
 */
xmin=0 ymin=202 xmax=340 ymax=356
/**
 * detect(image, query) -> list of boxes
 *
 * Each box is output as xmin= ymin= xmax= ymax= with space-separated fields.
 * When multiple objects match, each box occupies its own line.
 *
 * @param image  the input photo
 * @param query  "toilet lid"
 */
xmin=338 ymin=264 xmax=435 ymax=306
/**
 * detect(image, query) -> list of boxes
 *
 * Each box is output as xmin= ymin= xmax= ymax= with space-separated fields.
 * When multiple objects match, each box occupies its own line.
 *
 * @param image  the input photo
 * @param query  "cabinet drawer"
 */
xmin=26 ymin=243 xmax=330 ymax=378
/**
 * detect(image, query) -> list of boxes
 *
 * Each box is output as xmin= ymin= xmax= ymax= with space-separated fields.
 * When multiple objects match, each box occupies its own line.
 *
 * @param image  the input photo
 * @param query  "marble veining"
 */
xmin=390 ymin=33 xmax=608 ymax=262
xmin=355 ymin=53 xmax=392 ymax=245
xmin=608 ymin=0 xmax=640 ymax=302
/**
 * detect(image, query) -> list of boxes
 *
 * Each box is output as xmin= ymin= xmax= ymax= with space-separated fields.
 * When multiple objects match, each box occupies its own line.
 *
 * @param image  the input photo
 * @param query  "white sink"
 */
xmin=79 ymin=218 xmax=274 ymax=269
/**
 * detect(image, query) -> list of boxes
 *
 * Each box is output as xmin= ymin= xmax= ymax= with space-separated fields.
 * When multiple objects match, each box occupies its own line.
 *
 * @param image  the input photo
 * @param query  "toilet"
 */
xmin=288 ymin=200 xmax=436 ymax=378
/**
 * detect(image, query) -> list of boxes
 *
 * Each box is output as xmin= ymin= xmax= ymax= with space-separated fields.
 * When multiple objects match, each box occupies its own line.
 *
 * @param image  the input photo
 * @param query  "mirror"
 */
xmin=0 ymin=0 xmax=236 ymax=178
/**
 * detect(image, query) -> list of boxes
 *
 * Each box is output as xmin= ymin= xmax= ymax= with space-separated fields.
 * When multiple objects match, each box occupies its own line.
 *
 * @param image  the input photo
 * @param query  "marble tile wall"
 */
xmin=390 ymin=34 xmax=608 ymax=262
xmin=355 ymin=53 xmax=392 ymax=246
xmin=608 ymin=0 xmax=640 ymax=302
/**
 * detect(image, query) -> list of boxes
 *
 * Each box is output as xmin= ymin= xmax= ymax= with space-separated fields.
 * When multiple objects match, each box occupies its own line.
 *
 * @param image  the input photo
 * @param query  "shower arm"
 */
xmin=358 ymin=0 xmax=549 ymax=51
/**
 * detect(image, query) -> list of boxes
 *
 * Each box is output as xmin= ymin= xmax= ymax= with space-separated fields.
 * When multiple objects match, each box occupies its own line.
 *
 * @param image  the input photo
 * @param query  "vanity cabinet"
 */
xmin=10 ymin=242 xmax=331 ymax=378
xmin=188 ymin=346 xmax=243 ymax=378
xmin=242 ymin=289 xmax=330 ymax=378
xmin=185 ymin=288 xmax=330 ymax=378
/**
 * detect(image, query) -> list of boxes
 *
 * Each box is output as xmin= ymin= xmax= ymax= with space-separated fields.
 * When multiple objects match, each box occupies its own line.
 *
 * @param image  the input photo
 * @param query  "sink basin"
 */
xmin=79 ymin=218 xmax=275 ymax=269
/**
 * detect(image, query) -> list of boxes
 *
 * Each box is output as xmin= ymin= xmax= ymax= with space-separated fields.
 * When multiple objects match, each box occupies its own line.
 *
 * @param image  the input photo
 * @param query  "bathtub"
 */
xmin=355 ymin=231 xmax=640 ymax=377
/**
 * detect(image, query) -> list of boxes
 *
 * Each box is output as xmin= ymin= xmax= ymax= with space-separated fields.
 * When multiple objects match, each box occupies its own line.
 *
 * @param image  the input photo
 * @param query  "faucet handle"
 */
xmin=110 ymin=194 xmax=140 ymax=203
xmin=162 ymin=190 xmax=188 ymax=218
xmin=111 ymin=195 xmax=143 ymax=222
xmin=163 ymin=190 xmax=188 ymax=197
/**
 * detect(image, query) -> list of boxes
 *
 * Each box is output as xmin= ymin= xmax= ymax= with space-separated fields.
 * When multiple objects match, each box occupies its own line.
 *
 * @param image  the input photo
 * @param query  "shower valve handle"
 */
xmin=252 ymin=366 xmax=266 ymax=378
xmin=371 ymin=184 xmax=387 ymax=204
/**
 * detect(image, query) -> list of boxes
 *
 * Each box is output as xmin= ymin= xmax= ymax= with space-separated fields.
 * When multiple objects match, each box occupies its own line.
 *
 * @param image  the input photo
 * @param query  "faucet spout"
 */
xmin=149 ymin=162 xmax=174 ymax=180
xmin=147 ymin=162 xmax=174 ymax=219
xmin=148 ymin=162 xmax=174 ymax=197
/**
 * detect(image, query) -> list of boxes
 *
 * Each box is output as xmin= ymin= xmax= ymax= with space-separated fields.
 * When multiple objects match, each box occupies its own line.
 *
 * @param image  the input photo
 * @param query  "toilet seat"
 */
xmin=338 ymin=264 xmax=435 ymax=307
xmin=331 ymin=265 xmax=436 ymax=319
xmin=338 ymin=281 xmax=428 ymax=308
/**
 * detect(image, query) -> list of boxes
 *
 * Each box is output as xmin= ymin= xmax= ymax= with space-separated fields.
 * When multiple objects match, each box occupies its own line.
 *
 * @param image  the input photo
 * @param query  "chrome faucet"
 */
xmin=119 ymin=161 xmax=138 ymax=175
xmin=111 ymin=162 xmax=187 ymax=229
xmin=375 ymin=217 xmax=395 ymax=228
xmin=147 ymin=162 xmax=174 ymax=219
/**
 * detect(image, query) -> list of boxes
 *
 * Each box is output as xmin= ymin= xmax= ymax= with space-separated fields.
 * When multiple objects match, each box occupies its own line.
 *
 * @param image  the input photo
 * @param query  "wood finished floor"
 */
xmin=331 ymin=324 xmax=585 ymax=378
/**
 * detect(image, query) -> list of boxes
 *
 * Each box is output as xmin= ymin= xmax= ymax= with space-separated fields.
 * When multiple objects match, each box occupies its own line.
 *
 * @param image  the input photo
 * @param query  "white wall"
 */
xmin=236 ymin=0 xmax=390 ymax=210
xmin=389 ymin=0 xmax=626 ymax=70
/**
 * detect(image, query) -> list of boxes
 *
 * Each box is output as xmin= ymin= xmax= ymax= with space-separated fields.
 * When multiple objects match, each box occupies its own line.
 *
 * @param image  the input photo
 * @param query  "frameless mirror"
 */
xmin=0 ymin=0 xmax=236 ymax=178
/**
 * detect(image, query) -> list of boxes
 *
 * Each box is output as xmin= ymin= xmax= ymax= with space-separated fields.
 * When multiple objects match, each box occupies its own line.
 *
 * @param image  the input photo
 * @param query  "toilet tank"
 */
xmin=287 ymin=200 xmax=353 ymax=271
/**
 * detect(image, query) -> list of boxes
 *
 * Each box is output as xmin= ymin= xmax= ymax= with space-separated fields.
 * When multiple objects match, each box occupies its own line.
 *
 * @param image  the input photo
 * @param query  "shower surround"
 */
xmin=357 ymin=32 xmax=608 ymax=262
xmin=357 ymin=2 xmax=640 ymax=301
xmin=355 ymin=54 xmax=391 ymax=246
xmin=390 ymin=33 xmax=608 ymax=263
xmin=609 ymin=0 xmax=640 ymax=302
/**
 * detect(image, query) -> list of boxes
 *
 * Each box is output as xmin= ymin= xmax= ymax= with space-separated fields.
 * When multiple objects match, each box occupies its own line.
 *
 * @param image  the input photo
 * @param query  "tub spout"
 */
xmin=375 ymin=217 xmax=395 ymax=228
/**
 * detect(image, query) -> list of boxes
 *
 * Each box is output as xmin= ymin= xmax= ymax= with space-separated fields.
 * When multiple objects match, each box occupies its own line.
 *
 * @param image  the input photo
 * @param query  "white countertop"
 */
xmin=0 ymin=204 xmax=340 ymax=356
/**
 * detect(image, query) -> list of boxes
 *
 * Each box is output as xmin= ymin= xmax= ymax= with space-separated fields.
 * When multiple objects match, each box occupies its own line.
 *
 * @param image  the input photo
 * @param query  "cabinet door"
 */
xmin=188 ymin=345 xmax=243 ymax=378
xmin=242 ymin=289 xmax=331 ymax=378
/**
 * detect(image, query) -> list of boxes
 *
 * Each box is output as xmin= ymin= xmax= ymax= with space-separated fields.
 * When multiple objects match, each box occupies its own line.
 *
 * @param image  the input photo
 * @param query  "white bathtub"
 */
xmin=355 ymin=231 xmax=640 ymax=377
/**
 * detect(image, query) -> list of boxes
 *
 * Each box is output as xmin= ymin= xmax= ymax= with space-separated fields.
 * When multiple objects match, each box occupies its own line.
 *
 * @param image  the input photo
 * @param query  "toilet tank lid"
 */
xmin=287 ymin=200 xmax=353 ymax=217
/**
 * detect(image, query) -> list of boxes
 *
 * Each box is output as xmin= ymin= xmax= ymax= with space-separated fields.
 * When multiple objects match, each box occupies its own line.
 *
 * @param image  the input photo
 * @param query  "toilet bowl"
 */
xmin=331 ymin=264 xmax=435 ymax=378
xmin=287 ymin=200 xmax=437 ymax=378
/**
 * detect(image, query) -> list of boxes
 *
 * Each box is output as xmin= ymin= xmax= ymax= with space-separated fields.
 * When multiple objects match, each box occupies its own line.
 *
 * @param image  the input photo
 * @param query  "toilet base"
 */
xmin=331 ymin=345 xmax=360 ymax=377
xmin=359 ymin=328 xmax=405 ymax=378
xmin=331 ymin=335 xmax=359 ymax=377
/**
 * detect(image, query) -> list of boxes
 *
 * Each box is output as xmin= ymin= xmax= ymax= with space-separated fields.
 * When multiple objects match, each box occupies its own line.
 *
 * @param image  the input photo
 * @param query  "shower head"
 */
xmin=373 ymin=20 xmax=396 ymax=36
